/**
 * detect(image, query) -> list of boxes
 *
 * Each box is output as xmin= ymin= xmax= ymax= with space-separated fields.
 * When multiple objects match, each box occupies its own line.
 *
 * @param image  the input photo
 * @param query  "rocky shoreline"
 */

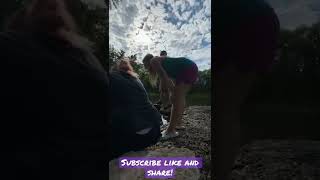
xmin=231 ymin=140 xmax=320 ymax=180
xmin=147 ymin=106 xmax=212 ymax=180
xmin=109 ymin=106 xmax=212 ymax=180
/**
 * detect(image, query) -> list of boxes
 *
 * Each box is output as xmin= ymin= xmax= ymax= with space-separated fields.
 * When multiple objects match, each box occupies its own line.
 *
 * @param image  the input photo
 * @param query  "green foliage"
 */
xmin=109 ymin=46 xmax=125 ymax=69
xmin=250 ymin=22 xmax=320 ymax=105
xmin=192 ymin=69 xmax=211 ymax=93
xmin=65 ymin=1 xmax=108 ymax=70
xmin=109 ymin=47 xmax=212 ymax=94
xmin=109 ymin=46 xmax=155 ymax=90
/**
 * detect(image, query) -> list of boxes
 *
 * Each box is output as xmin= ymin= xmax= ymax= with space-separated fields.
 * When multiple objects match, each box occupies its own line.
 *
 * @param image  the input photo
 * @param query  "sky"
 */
xmin=267 ymin=0 xmax=320 ymax=30
xmin=78 ymin=0 xmax=320 ymax=69
xmin=109 ymin=0 xmax=211 ymax=70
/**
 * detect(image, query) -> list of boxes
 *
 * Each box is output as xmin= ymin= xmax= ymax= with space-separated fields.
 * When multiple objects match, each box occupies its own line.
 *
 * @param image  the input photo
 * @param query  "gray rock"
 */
xmin=231 ymin=140 xmax=320 ymax=180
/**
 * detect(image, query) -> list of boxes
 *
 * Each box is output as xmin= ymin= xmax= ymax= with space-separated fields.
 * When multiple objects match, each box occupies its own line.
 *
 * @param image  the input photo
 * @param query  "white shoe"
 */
xmin=175 ymin=125 xmax=186 ymax=130
xmin=160 ymin=130 xmax=179 ymax=141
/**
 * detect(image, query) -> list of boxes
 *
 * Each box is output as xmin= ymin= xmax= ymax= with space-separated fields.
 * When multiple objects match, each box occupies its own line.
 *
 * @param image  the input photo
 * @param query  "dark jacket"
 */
xmin=110 ymin=71 xmax=161 ymax=134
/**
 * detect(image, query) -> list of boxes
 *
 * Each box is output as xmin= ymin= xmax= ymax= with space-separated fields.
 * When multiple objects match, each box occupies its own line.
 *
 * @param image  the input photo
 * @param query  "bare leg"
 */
xmin=161 ymin=80 xmax=174 ymax=111
xmin=160 ymin=90 xmax=170 ymax=109
xmin=166 ymin=83 xmax=190 ymax=133
xmin=214 ymin=65 xmax=256 ymax=180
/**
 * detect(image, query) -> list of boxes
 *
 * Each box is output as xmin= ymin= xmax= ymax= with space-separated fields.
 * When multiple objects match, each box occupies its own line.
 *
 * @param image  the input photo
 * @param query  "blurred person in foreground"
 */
xmin=214 ymin=0 xmax=280 ymax=179
xmin=0 ymin=0 xmax=109 ymax=179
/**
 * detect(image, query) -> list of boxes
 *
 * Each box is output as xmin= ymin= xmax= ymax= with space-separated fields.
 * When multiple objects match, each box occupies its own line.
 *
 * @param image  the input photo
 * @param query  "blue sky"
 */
xmin=109 ymin=0 xmax=211 ymax=70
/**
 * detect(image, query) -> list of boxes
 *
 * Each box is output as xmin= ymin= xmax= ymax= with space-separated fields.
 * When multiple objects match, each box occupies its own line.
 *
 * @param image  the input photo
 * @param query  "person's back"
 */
xmin=111 ymin=71 xmax=152 ymax=111
xmin=161 ymin=57 xmax=195 ymax=80
xmin=110 ymin=70 xmax=161 ymax=159
xmin=110 ymin=70 xmax=161 ymax=131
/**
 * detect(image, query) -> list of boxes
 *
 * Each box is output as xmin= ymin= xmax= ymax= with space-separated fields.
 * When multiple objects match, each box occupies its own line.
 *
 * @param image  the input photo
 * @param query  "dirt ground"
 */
xmin=231 ymin=140 xmax=320 ymax=180
xmin=147 ymin=106 xmax=212 ymax=180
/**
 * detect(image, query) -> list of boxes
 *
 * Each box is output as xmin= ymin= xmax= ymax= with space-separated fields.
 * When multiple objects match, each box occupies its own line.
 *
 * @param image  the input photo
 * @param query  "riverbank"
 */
xmin=147 ymin=106 xmax=211 ymax=180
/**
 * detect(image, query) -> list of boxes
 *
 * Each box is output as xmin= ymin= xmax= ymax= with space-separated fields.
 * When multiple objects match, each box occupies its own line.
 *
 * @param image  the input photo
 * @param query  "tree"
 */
xmin=67 ymin=1 xmax=108 ymax=70
xmin=192 ymin=69 xmax=211 ymax=92
xmin=109 ymin=46 xmax=126 ymax=69
xmin=250 ymin=21 xmax=320 ymax=104
xmin=108 ymin=47 xmax=155 ymax=91
xmin=0 ymin=0 xmax=25 ymax=30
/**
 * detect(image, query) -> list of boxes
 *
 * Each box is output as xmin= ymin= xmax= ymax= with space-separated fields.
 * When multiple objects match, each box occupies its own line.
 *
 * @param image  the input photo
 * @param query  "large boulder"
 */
xmin=109 ymin=147 xmax=201 ymax=180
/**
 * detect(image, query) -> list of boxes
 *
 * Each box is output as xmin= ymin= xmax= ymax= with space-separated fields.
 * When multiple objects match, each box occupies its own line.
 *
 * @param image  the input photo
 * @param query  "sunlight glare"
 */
xmin=134 ymin=30 xmax=152 ymax=45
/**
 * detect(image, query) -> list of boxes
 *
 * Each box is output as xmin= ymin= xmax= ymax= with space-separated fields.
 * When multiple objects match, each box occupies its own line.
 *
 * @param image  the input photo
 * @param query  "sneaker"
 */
xmin=163 ymin=115 xmax=170 ymax=120
xmin=160 ymin=130 xmax=179 ymax=141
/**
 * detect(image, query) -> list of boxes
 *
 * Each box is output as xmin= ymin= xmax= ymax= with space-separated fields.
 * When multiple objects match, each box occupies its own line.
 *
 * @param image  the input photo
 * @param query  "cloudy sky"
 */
xmin=267 ymin=0 xmax=320 ymax=30
xmin=109 ymin=0 xmax=211 ymax=70
xmin=82 ymin=0 xmax=320 ymax=69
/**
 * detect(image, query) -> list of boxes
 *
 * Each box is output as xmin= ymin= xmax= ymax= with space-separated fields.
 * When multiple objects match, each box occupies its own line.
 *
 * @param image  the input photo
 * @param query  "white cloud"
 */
xmin=182 ymin=10 xmax=193 ymax=21
xmin=186 ymin=45 xmax=211 ymax=70
xmin=204 ymin=33 xmax=211 ymax=43
xmin=109 ymin=0 xmax=211 ymax=70
xmin=203 ymin=0 xmax=211 ymax=17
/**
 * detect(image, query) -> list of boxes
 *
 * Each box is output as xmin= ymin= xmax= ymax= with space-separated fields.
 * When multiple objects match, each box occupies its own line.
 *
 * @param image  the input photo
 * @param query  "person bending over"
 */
xmin=143 ymin=54 xmax=198 ymax=140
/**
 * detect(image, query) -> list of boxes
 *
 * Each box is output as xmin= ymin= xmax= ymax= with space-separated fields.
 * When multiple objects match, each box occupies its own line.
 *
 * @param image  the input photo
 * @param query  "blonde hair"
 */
xmin=116 ymin=58 xmax=139 ymax=78
xmin=142 ymin=54 xmax=158 ymax=87
xmin=5 ymin=0 xmax=105 ymax=72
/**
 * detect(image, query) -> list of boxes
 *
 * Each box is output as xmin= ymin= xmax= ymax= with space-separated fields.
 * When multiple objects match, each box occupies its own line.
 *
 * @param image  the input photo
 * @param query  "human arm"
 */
xmin=150 ymin=56 xmax=174 ymax=92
